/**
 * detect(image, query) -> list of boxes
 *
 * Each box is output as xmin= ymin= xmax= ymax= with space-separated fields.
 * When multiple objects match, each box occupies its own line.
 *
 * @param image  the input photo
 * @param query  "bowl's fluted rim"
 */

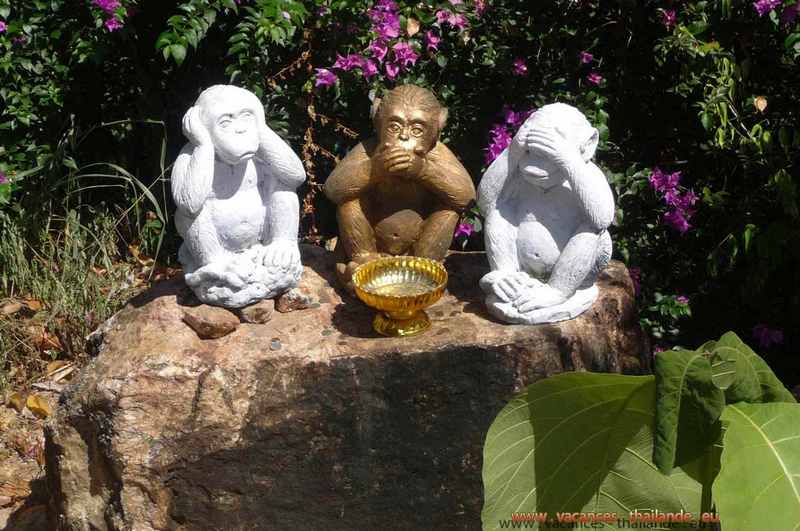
xmin=353 ymin=256 xmax=448 ymax=300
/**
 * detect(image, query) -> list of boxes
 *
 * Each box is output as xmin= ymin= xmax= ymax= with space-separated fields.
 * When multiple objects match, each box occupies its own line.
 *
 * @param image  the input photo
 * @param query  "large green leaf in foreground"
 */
xmin=710 ymin=332 xmax=797 ymax=404
xmin=713 ymin=402 xmax=800 ymax=531
xmin=653 ymin=349 xmax=724 ymax=474
xmin=482 ymin=373 xmax=705 ymax=531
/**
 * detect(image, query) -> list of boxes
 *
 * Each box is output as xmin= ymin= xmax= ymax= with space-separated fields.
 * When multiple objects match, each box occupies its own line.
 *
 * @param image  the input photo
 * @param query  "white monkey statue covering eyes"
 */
xmin=477 ymin=103 xmax=615 ymax=324
xmin=171 ymin=85 xmax=305 ymax=308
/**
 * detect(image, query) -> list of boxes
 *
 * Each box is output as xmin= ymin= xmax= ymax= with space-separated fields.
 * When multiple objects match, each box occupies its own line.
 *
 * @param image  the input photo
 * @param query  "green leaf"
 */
xmin=714 ymin=332 xmax=796 ymax=404
xmin=653 ymin=349 xmax=725 ymax=474
xmin=710 ymin=351 xmax=736 ymax=391
xmin=482 ymin=373 xmax=704 ymax=530
xmin=170 ymin=44 xmax=187 ymax=65
xmin=713 ymin=402 xmax=800 ymax=531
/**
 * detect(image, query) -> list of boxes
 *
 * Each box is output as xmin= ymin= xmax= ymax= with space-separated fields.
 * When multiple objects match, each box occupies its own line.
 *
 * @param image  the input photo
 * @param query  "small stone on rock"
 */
xmin=275 ymin=287 xmax=315 ymax=313
xmin=236 ymin=299 xmax=275 ymax=324
xmin=182 ymin=306 xmax=239 ymax=339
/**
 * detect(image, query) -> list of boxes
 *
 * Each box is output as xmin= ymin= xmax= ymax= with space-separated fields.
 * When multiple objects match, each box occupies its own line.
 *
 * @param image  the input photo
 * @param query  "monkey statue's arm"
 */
xmin=324 ymin=140 xmax=379 ymax=258
xmin=410 ymin=143 xmax=475 ymax=259
xmin=171 ymin=107 xmax=215 ymax=216
xmin=416 ymin=142 xmax=475 ymax=211
xmin=547 ymin=162 xmax=614 ymax=297
xmin=480 ymin=155 xmax=522 ymax=273
xmin=255 ymin=119 xmax=306 ymax=189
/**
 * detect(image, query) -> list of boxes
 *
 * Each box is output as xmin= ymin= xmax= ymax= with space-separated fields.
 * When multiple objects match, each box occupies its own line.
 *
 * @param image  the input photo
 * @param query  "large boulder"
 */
xmin=45 ymin=246 xmax=648 ymax=531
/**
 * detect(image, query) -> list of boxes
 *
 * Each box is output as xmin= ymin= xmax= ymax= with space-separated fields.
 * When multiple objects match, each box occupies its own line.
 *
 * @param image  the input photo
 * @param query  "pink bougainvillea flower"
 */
xmin=648 ymin=167 xmax=681 ymax=193
xmin=754 ymin=0 xmax=782 ymax=16
xmin=579 ymin=51 xmax=593 ymax=64
xmin=475 ymin=0 xmax=487 ymax=16
xmin=586 ymin=72 xmax=603 ymax=85
xmin=392 ymin=42 xmax=419 ymax=68
xmin=92 ymin=0 xmax=121 ymax=15
xmin=385 ymin=62 xmax=400 ymax=80
xmin=662 ymin=209 xmax=692 ymax=234
xmin=425 ymin=30 xmax=441 ymax=52
xmin=661 ymin=9 xmax=677 ymax=29
xmin=104 ymin=17 xmax=123 ymax=31
xmin=449 ymin=13 xmax=468 ymax=29
xmin=654 ymin=345 xmax=667 ymax=354
xmin=368 ymin=40 xmax=389 ymax=62
xmin=676 ymin=295 xmax=690 ymax=304
xmin=436 ymin=9 xmax=468 ymax=30
xmin=752 ymin=324 xmax=784 ymax=349
xmin=332 ymin=54 xmax=365 ymax=71
xmin=449 ymin=0 xmax=464 ymax=4
xmin=674 ymin=189 xmax=698 ymax=211
xmin=485 ymin=124 xmax=512 ymax=164
xmin=781 ymin=1 xmax=800 ymax=25
xmin=361 ymin=59 xmax=379 ymax=79
xmin=512 ymin=58 xmax=528 ymax=76
xmin=501 ymin=106 xmax=533 ymax=129
xmin=314 ymin=68 xmax=338 ymax=87
xmin=454 ymin=222 xmax=474 ymax=238
xmin=0 ymin=21 xmax=6 ymax=33
xmin=369 ymin=0 xmax=401 ymax=40
xmin=0 ymin=170 xmax=8 ymax=184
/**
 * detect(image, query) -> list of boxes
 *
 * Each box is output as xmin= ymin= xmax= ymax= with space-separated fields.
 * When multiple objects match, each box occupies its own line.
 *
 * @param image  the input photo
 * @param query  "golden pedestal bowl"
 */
xmin=352 ymin=256 xmax=448 ymax=337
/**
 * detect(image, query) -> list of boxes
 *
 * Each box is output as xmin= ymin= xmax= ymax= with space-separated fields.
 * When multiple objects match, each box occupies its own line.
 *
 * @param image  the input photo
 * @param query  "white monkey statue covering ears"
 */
xmin=171 ymin=85 xmax=305 ymax=308
xmin=477 ymin=103 xmax=615 ymax=324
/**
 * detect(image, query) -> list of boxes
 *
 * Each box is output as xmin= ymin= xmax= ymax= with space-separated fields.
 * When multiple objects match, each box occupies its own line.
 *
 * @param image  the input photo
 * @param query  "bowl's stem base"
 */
xmin=373 ymin=310 xmax=431 ymax=337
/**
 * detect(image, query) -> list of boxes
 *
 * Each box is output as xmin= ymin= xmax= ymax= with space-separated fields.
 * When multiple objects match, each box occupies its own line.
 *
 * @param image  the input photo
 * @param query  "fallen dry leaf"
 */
xmin=406 ymin=17 xmax=420 ymax=37
xmin=24 ymin=325 xmax=62 ymax=351
xmin=25 ymin=394 xmax=52 ymax=419
xmin=23 ymin=299 xmax=43 ymax=312
xmin=6 ymin=392 xmax=26 ymax=413
xmin=46 ymin=360 xmax=71 ymax=377
xmin=1 ymin=301 xmax=23 ymax=316
xmin=754 ymin=96 xmax=767 ymax=113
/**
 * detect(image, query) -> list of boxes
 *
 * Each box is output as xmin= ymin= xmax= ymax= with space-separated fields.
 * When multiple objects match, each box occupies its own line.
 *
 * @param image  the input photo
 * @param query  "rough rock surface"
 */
xmin=45 ymin=245 xmax=648 ymax=531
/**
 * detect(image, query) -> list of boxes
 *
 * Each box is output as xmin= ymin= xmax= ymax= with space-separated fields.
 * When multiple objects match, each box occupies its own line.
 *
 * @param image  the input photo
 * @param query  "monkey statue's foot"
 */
xmin=479 ymin=270 xmax=542 ymax=303
xmin=484 ymin=284 xmax=599 ymax=325
xmin=182 ymin=243 xmax=302 ymax=308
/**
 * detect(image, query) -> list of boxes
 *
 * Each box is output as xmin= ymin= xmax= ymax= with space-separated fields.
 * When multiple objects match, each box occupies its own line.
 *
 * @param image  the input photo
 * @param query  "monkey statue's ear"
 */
xmin=580 ymin=127 xmax=600 ymax=162
xmin=438 ymin=107 xmax=449 ymax=132
xmin=370 ymin=97 xmax=383 ymax=124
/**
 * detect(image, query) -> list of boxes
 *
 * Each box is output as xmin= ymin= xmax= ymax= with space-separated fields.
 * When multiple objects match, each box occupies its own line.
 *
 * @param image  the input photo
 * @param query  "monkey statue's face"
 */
xmin=380 ymin=106 xmax=438 ymax=156
xmin=205 ymin=100 xmax=260 ymax=165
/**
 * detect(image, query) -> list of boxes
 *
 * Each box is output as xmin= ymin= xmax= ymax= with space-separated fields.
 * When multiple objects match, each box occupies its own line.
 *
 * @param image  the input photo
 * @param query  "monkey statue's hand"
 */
xmin=508 ymin=120 xmax=534 ymax=164
xmin=382 ymin=145 xmax=425 ymax=179
xmin=526 ymin=127 xmax=583 ymax=173
xmin=512 ymin=283 xmax=568 ymax=314
xmin=261 ymin=239 xmax=301 ymax=271
xmin=182 ymin=106 xmax=213 ymax=148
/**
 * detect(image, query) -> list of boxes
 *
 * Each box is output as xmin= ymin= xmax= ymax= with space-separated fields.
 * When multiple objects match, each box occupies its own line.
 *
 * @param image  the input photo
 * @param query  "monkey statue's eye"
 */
xmin=239 ymin=110 xmax=255 ymax=120
xmin=218 ymin=115 xmax=233 ymax=129
xmin=411 ymin=125 xmax=425 ymax=137
xmin=387 ymin=122 xmax=401 ymax=134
